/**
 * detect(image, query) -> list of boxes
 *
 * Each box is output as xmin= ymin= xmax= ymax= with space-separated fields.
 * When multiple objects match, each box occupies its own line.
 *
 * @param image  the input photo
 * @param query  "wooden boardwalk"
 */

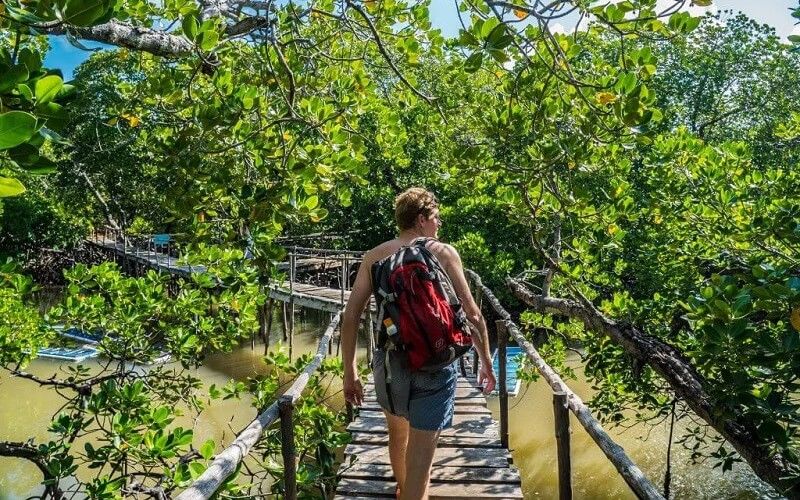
xmin=89 ymin=238 xmax=360 ymax=312
xmin=87 ymin=236 xmax=524 ymax=499
xmin=337 ymin=361 xmax=523 ymax=499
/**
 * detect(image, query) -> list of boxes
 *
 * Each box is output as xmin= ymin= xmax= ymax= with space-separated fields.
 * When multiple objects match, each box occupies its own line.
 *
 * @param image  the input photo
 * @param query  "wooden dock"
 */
xmin=336 ymin=359 xmax=523 ymax=499
xmin=88 ymin=238 xmax=361 ymax=312
xmin=87 ymin=235 xmax=525 ymax=499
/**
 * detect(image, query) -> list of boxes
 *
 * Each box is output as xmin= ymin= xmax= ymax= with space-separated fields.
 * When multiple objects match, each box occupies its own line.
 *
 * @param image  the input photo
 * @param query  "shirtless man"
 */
xmin=341 ymin=187 xmax=497 ymax=500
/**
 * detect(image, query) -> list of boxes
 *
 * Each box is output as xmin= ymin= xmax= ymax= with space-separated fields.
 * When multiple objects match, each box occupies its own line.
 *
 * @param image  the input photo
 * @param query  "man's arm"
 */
xmin=433 ymin=242 xmax=496 ymax=393
xmin=341 ymin=251 xmax=374 ymax=406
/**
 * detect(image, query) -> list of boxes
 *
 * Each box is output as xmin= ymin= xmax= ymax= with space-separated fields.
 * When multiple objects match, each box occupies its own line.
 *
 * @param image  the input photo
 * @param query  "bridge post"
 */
xmin=122 ymin=231 xmax=128 ymax=272
xmin=553 ymin=391 xmax=573 ymax=500
xmin=496 ymin=320 xmax=509 ymax=450
xmin=340 ymin=254 xmax=346 ymax=307
xmin=289 ymin=247 xmax=296 ymax=360
xmin=279 ymin=397 xmax=297 ymax=500
xmin=263 ymin=298 xmax=274 ymax=355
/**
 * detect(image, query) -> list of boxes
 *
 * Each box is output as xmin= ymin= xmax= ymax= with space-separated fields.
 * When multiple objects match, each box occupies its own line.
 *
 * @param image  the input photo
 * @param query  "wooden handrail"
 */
xmin=176 ymin=312 xmax=341 ymax=500
xmin=466 ymin=270 xmax=664 ymax=500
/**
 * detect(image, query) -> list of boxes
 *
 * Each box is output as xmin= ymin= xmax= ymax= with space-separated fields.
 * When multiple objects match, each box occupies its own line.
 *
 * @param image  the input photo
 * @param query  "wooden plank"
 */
xmin=352 ymin=413 xmax=495 ymax=427
xmin=357 ymin=406 xmax=491 ymax=417
xmin=364 ymin=378 xmax=479 ymax=390
xmin=339 ymin=463 xmax=521 ymax=484
xmin=362 ymin=385 xmax=484 ymax=399
xmin=343 ymin=444 xmax=511 ymax=468
xmin=362 ymin=396 xmax=487 ymax=406
xmin=349 ymin=432 xmax=502 ymax=448
xmin=347 ymin=423 xmax=498 ymax=440
xmin=336 ymin=478 xmax=523 ymax=498
xmin=348 ymin=416 xmax=498 ymax=438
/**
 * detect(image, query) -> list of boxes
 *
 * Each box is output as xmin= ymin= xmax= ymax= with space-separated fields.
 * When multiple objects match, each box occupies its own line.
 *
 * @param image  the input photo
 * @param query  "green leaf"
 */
xmin=458 ymin=30 xmax=479 ymax=47
xmin=36 ymin=102 xmax=68 ymax=130
xmin=0 ymin=65 xmax=29 ymax=94
xmin=17 ymin=48 xmax=41 ymax=73
xmin=62 ymin=0 xmax=111 ymax=26
xmin=0 ymin=177 xmax=26 ymax=197
xmin=35 ymin=75 xmax=63 ymax=104
xmin=0 ymin=111 xmax=37 ymax=149
xmin=199 ymin=31 xmax=219 ymax=51
xmin=182 ymin=14 xmax=199 ymax=41
xmin=305 ymin=195 xmax=319 ymax=209
xmin=199 ymin=439 xmax=215 ymax=460
xmin=464 ymin=52 xmax=484 ymax=73
xmin=188 ymin=461 xmax=206 ymax=478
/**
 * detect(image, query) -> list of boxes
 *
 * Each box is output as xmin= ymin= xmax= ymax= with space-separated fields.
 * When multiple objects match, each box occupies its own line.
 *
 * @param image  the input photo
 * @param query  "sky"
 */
xmin=44 ymin=0 xmax=799 ymax=80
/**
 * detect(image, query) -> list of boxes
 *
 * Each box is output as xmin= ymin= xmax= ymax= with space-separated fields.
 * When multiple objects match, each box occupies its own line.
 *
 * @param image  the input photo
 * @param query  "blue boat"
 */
xmin=53 ymin=326 xmax=103 ymax=345
xmin=35 ymin=347 xmax=99 ymax=362
xmin=492 ymin=345 xmax=523 ymax=396
xmin=49 ymin=325 xmax=171 ymax=365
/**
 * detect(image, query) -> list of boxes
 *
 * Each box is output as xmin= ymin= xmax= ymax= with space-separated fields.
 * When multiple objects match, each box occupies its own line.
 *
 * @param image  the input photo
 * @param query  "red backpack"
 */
xmin=371 ymin=238 xmax=472 ymax=371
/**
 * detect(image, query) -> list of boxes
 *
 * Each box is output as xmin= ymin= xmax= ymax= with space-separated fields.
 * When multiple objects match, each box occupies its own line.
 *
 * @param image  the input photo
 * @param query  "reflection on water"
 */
xmin=486 ymin=353 xmax=778 ymax=499
xmin=0 ymin=306 xmax=779 ymax=499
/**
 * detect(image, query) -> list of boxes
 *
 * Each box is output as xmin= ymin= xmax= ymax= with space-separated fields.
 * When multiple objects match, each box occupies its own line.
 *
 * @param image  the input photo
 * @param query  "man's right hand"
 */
xmin=343 ymin=371 xmax=364 ymax=406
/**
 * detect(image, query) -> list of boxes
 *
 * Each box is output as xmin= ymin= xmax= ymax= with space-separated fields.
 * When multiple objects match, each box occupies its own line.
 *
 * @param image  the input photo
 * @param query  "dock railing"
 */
xmin=466 ymin=270 xmax=665 ymax=500
xmin=176 ymin=312 xmax=341 ymax=500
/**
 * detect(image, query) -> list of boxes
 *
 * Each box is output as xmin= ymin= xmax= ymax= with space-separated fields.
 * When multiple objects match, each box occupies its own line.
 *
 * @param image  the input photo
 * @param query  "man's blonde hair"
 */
xmin=394 ymin=187 xmax=438 ymax=230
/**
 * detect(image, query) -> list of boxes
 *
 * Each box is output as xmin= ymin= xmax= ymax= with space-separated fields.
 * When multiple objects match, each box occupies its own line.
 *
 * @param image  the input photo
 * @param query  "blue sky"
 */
xmin=44 ymin=0 xmax=799 ymax=80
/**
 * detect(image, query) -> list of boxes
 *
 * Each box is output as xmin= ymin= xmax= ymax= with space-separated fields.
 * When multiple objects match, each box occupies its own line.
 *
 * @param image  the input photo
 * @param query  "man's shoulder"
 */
xmin=425 ymin=239 xmax=459 ymax=263
xmin=363 ymin=240 xmax=400 ymax=266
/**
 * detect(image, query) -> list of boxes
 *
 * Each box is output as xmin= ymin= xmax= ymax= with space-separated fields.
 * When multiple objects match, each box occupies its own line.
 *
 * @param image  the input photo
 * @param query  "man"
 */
xmin=341 ymin=187 xmax=497 ymax=500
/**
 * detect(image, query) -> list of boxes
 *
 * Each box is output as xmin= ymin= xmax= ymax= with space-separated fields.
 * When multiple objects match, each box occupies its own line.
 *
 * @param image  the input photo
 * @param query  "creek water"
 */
xmin=0 ymin=308 xmax=778 ymax=499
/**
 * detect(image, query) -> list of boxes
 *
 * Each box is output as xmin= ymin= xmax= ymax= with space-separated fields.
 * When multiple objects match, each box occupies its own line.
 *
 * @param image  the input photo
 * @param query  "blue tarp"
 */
xmin=492 ymin=346 xmax=523 ymax=396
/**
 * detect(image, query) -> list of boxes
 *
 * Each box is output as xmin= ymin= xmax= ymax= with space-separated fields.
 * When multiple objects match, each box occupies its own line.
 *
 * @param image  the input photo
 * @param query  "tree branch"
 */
xmin=345 ymin=0 xmax=436 ymax=104
xmin=506 ymin=277 xmax=800 ymax=498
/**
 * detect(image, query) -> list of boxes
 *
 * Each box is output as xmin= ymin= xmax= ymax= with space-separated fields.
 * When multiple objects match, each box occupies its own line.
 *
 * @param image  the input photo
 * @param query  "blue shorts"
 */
xmin=372 ymin=348 xmax=458 ymax=431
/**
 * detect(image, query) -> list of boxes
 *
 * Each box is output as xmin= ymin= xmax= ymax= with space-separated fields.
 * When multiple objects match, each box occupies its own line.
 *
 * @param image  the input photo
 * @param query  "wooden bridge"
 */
xmin=86 ymin=228 xmax=664 ymax=500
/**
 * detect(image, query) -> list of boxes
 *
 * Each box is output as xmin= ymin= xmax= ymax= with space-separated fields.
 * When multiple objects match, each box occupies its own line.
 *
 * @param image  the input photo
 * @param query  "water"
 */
xmin=486 ymin=352 xmax=777 ymax=499
xmin=0 ymin=310 xmax=778 ymax=499
xmin=0 ymin=309 xmax=347 ymax=499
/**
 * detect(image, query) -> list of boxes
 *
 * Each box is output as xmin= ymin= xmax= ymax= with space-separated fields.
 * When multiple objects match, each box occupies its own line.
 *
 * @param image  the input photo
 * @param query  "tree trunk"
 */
xmin=507 ymin=277 xmax=800 ymax=498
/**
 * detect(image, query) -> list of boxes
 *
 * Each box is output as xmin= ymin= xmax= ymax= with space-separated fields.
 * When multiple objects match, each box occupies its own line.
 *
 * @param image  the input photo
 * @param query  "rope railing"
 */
xmin=176 ymin=312 xmax=341 ymax=500
xmin=465 ymin=270 xmax=664 ymax=500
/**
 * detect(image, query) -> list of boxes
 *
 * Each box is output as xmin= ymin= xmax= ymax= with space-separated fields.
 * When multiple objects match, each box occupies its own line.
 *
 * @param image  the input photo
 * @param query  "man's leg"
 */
xmin=400 ymin=427 xmax=440 ymax=500
xmin=385 ymin=411 xmax=410 ymax=495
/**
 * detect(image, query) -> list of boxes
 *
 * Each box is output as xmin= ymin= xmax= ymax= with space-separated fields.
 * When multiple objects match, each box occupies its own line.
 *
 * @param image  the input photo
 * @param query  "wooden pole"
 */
xmin=340 ymin=255 xmax=345 ymax=307
xmin=472 ymin=348 xmax=479 ymax=376
xmin=346 ymin=402 xmax=354 ymax=423
xmin=554 ymin=391 xmax=573 ymax=500
xmin=264 ymin=298 xmax=274 ymax=355
xmin=279 ymin=398 xmax=297 ymax=500
xmin=496 ymin=320 xmax=509 ymax=449
xmin=282 ymin=301 xmax=289 ymax=342
xmin=289 ymin=248 xmax=296 ymax=360
xmin=122 ymin=232 xmax=128 ymax=271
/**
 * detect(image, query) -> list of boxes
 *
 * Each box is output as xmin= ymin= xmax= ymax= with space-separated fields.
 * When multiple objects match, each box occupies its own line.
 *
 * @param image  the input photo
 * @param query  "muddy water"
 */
xmin=0 ymin=309 xmax=348 ymax=499
xmin=486 ymin=353 xmax=777 ymax=499
xmin=0 ymin=309 xmax=778 ymax=499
